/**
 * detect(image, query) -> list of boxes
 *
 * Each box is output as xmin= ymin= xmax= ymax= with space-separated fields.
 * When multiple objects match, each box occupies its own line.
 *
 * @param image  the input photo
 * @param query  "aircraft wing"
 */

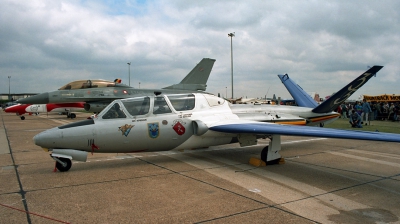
xmin=208 ymin=121 xmax=400 ymax=143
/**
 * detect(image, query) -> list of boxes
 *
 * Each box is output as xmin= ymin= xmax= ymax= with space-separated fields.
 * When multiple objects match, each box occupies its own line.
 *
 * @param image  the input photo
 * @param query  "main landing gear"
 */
xmin=260 ymin=135 xmax=285 ymax=165
xmin=20 ymin=116 xmax=25 ymax=120
xmin=67 ymin=113 xmax=76 ymax=119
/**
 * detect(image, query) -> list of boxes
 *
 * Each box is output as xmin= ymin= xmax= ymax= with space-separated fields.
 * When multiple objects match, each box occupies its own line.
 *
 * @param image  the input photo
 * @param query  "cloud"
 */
xmin=1 ymin=0 xmax=399 ymax=100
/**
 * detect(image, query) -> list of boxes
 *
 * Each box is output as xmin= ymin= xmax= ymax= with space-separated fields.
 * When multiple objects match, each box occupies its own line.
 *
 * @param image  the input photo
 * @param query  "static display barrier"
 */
xmin=363 ymin=94 xmax=400 ymax=102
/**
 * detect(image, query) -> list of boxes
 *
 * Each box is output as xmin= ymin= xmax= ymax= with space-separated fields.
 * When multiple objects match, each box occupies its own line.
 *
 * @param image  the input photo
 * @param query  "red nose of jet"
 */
xmin=4 ymin=104 xmax=30 ymax=114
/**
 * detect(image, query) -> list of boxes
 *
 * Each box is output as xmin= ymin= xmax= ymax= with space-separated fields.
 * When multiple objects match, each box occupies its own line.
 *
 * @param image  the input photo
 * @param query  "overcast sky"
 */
xmin=1 ymin=0 xmax=399 ymax=100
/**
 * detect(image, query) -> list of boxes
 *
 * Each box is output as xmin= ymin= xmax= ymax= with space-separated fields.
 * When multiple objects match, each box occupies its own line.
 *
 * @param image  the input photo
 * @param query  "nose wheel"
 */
xmin=53 ymin=157 xmax=72 ymax=172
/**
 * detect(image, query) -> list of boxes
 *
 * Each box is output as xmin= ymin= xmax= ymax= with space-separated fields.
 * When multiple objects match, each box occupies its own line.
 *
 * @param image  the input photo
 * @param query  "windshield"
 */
xmin=167 ymin=94 xmax=195 ymax=111
xmin=121 ymin=97 xmax=150 ymax=116
xmin=101 ymin=102 xmax=127 ymax=119
xmin=153 ymin=96 xmax=172 ymax=114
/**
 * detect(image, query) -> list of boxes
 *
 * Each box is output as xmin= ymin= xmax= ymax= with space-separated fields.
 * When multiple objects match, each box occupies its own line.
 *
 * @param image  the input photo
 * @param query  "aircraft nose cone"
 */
xmin=4 ymin=106 xmax=16 ymax=113
xmin=33 ymin=129 xmax=58 ymax=148
xmin=18 ymin=93 xmax=49 ymax=104
xmin=33 ymin=132 xmax=46 ymax=147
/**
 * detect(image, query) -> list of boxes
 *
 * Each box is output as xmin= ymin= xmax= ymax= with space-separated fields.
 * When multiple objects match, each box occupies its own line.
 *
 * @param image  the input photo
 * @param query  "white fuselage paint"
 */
xmin=34 ymin=93 xmax=339 ymax=154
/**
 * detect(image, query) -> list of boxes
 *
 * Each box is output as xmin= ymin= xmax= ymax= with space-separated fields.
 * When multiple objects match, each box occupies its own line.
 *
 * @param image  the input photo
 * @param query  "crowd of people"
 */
xmin=336 ymin=100 xmax=400 ymax=128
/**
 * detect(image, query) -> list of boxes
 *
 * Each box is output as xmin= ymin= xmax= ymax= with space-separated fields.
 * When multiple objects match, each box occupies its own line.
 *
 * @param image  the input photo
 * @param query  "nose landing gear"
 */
xmin=52 ymin=157 xmax=72 ymax=172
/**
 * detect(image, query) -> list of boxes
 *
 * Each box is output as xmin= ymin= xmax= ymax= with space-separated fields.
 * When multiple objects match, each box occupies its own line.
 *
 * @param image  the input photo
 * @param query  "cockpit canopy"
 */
xmin=98 ymin=93 xmax=225 ymax=119
xmin=58 ymin=79 xmax=129 ymax=90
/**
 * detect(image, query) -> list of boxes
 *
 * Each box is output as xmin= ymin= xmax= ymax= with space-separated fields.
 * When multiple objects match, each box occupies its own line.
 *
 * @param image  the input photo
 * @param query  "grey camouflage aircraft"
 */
xmin=17 ymin=58 xmax=216 ymax=113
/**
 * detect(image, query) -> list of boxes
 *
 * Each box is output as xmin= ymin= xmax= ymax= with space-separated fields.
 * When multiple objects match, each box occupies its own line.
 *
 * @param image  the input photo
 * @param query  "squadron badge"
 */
xmin=148 ymin=122 xmax=159 ymax=138
xmin=173 ymin=121 xmax=185 ymax=135
xmin=118 ymin=124 xmax=134 ymax=137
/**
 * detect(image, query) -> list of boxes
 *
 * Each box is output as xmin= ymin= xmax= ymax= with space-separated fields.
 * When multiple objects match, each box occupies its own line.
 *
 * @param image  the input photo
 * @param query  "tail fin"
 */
xmin=278 ymin=66 xmax=384 ymax=113
xmin=278 ymin=74 xmax=319 ymax=108
xmin=163 ymin=58 xmax=216 ymax=91
xmin=312 ymin=65 xmax=383 ymax=113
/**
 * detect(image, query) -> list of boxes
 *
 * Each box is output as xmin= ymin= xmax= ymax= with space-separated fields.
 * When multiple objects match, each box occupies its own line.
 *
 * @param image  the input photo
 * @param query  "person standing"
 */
xmin=382 ymin=102 xmax=390 ymax=120
xmin=354 ymin=101 xmax=362 ymax=116
xmin=388 ymin=103 xmax=395 ymax=120
xmin=373 ymin=102 xmax=380 ymax=120
xmin=393 ymin=103 xmax=399 ymax=121
xmin=361 ymin=99 xmax=372 ymax=125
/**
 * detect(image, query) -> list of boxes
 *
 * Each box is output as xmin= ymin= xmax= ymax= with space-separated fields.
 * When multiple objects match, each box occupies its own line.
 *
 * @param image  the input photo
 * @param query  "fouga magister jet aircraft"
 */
xmin=34 ymin=65 xmax=400 ymax=172
xmin=17 ymin=58 xmax=215 ymax=113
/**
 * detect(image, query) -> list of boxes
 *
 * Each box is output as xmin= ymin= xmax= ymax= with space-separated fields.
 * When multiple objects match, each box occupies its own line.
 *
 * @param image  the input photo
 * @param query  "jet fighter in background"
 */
xmin=18 ymin=58 xmax=216 ymax=113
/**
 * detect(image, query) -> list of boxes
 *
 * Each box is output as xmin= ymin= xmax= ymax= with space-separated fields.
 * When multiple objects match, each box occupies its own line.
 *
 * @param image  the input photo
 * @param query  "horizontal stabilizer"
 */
xmin=278 ymin=74 xmax=318 ymax=108
xmin=312 ymin=66 xmax=383 ymax=113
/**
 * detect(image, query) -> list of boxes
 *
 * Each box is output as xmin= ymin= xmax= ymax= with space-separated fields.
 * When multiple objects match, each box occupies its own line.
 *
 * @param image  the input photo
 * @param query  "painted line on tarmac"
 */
xmin=329 ymin=151 xmax=400 ymax=168
xmin=345 ymin=149 xmax=400 ymax=160
xmin=168 ymin=150 xmax=368 ymax=223
xmin=283 ymin=138 xmax=328 ymax=144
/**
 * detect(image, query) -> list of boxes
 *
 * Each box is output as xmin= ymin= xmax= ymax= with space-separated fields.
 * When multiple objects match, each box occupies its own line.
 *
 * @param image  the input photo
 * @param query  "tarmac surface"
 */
xmin=1 ymin=110 xmax=400 ymax=223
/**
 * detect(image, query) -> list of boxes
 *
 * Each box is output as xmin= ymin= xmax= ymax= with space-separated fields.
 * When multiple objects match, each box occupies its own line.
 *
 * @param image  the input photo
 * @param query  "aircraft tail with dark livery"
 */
xmin=163 ymin=58 xmax=216 ymax=91
xmin=278 ymin=65 xmax=383 ymax=113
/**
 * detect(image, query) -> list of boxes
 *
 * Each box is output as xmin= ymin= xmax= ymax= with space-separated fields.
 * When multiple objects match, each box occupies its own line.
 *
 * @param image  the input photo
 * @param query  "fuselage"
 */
xmin=230 ymin=104 xmax=339 ymax=126
xmin=17 ymin=78 xmax=211 ymax=114
xmin=34 ymin=93 xmax=235 ymax=153
xmin=19 ymin=88 xmax=212 ymax=113
xmin=33 ymin=93 xmax=339 ymax=153
xmin=25 ymin=102 xmax=85 ymax=113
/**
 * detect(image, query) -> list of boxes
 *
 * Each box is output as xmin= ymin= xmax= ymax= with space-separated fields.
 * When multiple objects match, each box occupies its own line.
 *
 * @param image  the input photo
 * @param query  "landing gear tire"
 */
xmin=70 ymin=113 xmax=76 ymax=119
xmin=55 ymin=158 xmax=72 ymax=172
xmin=260 ymin=146 xmax=281 ymax=165
xmin=20 ymin=116 xmax=25 ymax=120
xmin=261 ymin=146 xmax=268 ymax=163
